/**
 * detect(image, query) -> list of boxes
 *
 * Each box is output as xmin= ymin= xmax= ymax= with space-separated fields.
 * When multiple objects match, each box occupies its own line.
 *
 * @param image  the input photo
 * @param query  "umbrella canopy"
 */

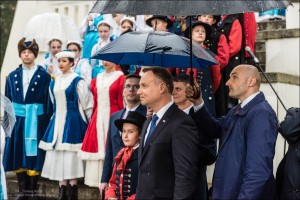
xmin=24 ymin=12 xmax=81 ymax=51
xmin=90 ymin=0 xmax=292 ymax=16
xmin=91 ymin=31 xmax=217 ymax=69
xmin=1 ymin=94 xmax=16 ymax=137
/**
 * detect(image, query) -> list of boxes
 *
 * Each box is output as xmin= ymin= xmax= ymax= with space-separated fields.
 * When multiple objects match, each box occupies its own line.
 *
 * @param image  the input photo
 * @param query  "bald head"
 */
xmin=236 ymin=64 xmax=261 ymax=87
xmin=226 ymin=64 xmax=261 ymax=102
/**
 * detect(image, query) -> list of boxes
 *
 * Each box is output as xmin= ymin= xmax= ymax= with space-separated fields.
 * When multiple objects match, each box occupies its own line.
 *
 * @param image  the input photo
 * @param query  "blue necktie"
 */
xmin=145 ymin=114 xmax=159 ymax=145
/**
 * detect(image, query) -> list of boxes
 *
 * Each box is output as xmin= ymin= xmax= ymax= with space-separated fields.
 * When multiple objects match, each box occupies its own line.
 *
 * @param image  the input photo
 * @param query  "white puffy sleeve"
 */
xmin=79 ymin=59 xmax=92 ymax=86
xmin=77 ymin=79 xmax=93 ymax=122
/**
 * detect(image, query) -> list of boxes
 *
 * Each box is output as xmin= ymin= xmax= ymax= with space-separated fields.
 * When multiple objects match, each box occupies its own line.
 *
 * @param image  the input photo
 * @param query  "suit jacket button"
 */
xmin=147 ymin=173 xmax=150 ymax=176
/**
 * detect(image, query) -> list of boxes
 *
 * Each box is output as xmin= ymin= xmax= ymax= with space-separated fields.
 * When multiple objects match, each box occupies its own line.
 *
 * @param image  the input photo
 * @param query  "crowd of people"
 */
xmin=1 ymin=11 xmax=299 ymax=200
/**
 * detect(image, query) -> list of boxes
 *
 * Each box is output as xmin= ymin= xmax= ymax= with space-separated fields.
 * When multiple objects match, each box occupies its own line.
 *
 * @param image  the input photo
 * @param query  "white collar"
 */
xmin=22 ymin=64 xmax=37 ymax=71
xmin=153 ymin=100 xmax=173 ymax=122
xmin=241 ymin=92 xmax=260 ymax=108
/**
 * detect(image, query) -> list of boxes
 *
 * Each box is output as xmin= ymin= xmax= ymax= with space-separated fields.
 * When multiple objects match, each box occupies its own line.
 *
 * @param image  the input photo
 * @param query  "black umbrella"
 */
xmin=91 ymin=31 xmax=217 ymax=69
xmin=90 ymin=0 xmax=291 ymax=16
xmin=90 ymin=0 xmax=292 ymax=90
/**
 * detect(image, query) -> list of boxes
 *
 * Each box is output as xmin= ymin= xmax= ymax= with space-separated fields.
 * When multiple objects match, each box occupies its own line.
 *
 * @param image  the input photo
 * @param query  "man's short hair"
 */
xmin=142 ymin=67 xmax=174 ymax=94
xmin=173 ymin=74 xmax=190 ymax=84
xmin=126 ymin=74 xmax=141 ymax=80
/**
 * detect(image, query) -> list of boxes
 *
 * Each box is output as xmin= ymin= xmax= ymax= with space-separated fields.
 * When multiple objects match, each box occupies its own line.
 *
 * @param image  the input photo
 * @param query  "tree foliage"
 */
xmin=0 ymin=0 xmax=17 ymax=71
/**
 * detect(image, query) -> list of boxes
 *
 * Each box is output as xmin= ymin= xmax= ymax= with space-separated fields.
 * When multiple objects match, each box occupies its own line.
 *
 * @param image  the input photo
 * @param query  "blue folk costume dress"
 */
xmin=82 ymin=15 xmax=104 ymax=59
xmin=3 ymin=65 xmax=52 ymax=172
xmin=39 ymin=73 xmax=93 ymax=180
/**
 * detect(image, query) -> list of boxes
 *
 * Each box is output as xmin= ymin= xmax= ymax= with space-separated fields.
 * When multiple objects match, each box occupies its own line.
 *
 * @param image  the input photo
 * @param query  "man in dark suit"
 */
xmin=173 ymin=75 xmax=217 ymax=200
xmin=186 ymin=65 xmax=278 ymax=199
xmin=100 ymin=74 xmax=147 ymax=192
xmin=136 ymin=67 xmax=199 ymax=199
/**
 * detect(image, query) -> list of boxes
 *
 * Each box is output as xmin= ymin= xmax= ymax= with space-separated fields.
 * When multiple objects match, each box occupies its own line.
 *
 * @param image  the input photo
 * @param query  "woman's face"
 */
xmin=192 ymin=25 xmax=206 ymax=45
xmin=102 ymin=60 xmax=116 ymax=71
xmin=98 ymin=25 xmax=110 ymax=41
xmin=58 ymin=57 xmax=73 ymax=74
xmin=67 ymin=44 xmax=81 ymax=58
xmin=122 ymin=123 xmax=140 ymax=147
xmin=50 ymin=41 xmax=62 ymax=56
xmin=121 ymin=21 xmax=133 ymax=33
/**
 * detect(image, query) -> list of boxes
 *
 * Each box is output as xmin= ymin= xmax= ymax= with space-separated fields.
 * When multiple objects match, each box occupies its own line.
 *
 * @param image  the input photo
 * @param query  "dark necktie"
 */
xmin=234 ymin=104 xmax=241 ymax=115
xmin=145 ymin=114 xmax=159 ymax=145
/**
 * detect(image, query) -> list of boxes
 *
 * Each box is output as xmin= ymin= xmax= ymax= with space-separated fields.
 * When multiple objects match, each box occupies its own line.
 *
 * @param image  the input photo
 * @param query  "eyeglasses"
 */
xmin=124 ymin=84 xmax=140 ymax=90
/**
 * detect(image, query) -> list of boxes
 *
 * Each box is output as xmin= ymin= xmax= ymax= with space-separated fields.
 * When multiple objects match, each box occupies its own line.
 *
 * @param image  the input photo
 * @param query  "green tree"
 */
xmin=0 ymin=0 xmax=17 ymax=71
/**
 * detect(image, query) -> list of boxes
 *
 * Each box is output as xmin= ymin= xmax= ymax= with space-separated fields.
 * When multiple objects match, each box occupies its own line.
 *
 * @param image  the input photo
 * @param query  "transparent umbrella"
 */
xmin=0 ymin=94 xmax=16 ymax=137
xmin=24 ymin=12 xmax=81 ymax=51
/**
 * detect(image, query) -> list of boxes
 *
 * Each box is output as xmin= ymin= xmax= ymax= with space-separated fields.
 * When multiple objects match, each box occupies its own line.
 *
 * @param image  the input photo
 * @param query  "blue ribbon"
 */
xmin=12 ymin=102 xmax=44 ymax=156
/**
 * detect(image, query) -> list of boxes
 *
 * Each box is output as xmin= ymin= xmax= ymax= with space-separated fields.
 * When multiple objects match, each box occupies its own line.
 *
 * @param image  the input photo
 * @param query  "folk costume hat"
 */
xmin=55 ymin=50 xmax=75 ymax=59
xmin=146 ymin=15 xmax=173 ymax=29
xmin=66 ymin=40 xmax=83 ymax=48
xmin=184 ymin=21 xmax=212 ymax=40
xmin=97 ymin=20 xmax=113 ymax=29
xmin=18 ymin=37 xmax=39 ymax=58
xmin=115 ymin=111 xmax=147 ymax=133
xmin=120 ymin=16 xmax=136 ymax=29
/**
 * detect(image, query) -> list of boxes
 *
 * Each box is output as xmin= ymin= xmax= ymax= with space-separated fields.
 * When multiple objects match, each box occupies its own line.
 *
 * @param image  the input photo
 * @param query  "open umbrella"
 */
xmin=24 ymin=12 xmax=81 ymax=51
xmin=90 ymin=0 xmax=292 ymax=16
xmin=0 ymin=94 xmax=16 ymax=137
xmin=90 ymin=0 xmax=292 ymax=88
xmin=91 ymin=31 xmax=217 ymax=69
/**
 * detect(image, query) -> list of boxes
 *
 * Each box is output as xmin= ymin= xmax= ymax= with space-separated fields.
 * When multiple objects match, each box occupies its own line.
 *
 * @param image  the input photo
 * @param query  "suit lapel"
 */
xmin=139 ymin=104 xmax=177 ymax=165
xmin=113 ymin=109 xmax=126 ymax=139
xmin=138 ymin=118 xmax=151 ymax=167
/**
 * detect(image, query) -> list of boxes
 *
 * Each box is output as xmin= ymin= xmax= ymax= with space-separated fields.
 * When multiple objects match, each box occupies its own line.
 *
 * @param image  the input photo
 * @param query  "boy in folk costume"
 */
xmin=105 ymin=111 xmax=146 ymax=200
xmin=3 ymin=38 xmax=52 ymax=199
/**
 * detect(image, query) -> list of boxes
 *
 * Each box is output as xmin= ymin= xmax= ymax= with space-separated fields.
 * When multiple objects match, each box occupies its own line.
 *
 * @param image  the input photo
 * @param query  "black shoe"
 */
xmin=15 ymin=172 xmax=28 ymax=200
xmin=58 ymin=185 xmax=67 ymax=200
xmin=28 ymin=175 xmax=39 ymax=200
xmin=68 ymin=185 xmax=78 ymax=200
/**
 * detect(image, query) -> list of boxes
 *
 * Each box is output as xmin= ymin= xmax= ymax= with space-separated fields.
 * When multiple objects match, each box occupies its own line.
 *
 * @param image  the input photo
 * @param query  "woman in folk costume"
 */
xmin=80 ymin=13 xmax=104 ymax=59
xmin=105 ymin=111 xmax=146 ymax=200
xmin=4 ymin=38 xmax=52 ymax=200
xmin=0 ymin=93 xmax=16 ymax=200
xmin=79 ymin=60 xmax=125 ymax=187
xmin=39 ymin=50 xmax=93 ymax=200
xmin=90 ymin=20 xmax=114 ymax=78
xmin=40 ymin=38 xmax=63 ymax=78
xmin=67 ymin=40 xmax=92 ymax=85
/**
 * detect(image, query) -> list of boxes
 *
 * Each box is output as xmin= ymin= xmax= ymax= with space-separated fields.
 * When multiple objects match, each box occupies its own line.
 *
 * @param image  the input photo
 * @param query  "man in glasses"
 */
xmin=99 ymin=74 xmax=146 ymax=196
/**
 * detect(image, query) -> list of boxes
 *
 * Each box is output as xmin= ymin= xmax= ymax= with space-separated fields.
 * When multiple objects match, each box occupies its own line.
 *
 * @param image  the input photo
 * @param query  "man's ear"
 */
xmin=159 ymin=82 xmax=167 ymax=94
xmin=249 ymin=77 xmax=257 ymax=87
